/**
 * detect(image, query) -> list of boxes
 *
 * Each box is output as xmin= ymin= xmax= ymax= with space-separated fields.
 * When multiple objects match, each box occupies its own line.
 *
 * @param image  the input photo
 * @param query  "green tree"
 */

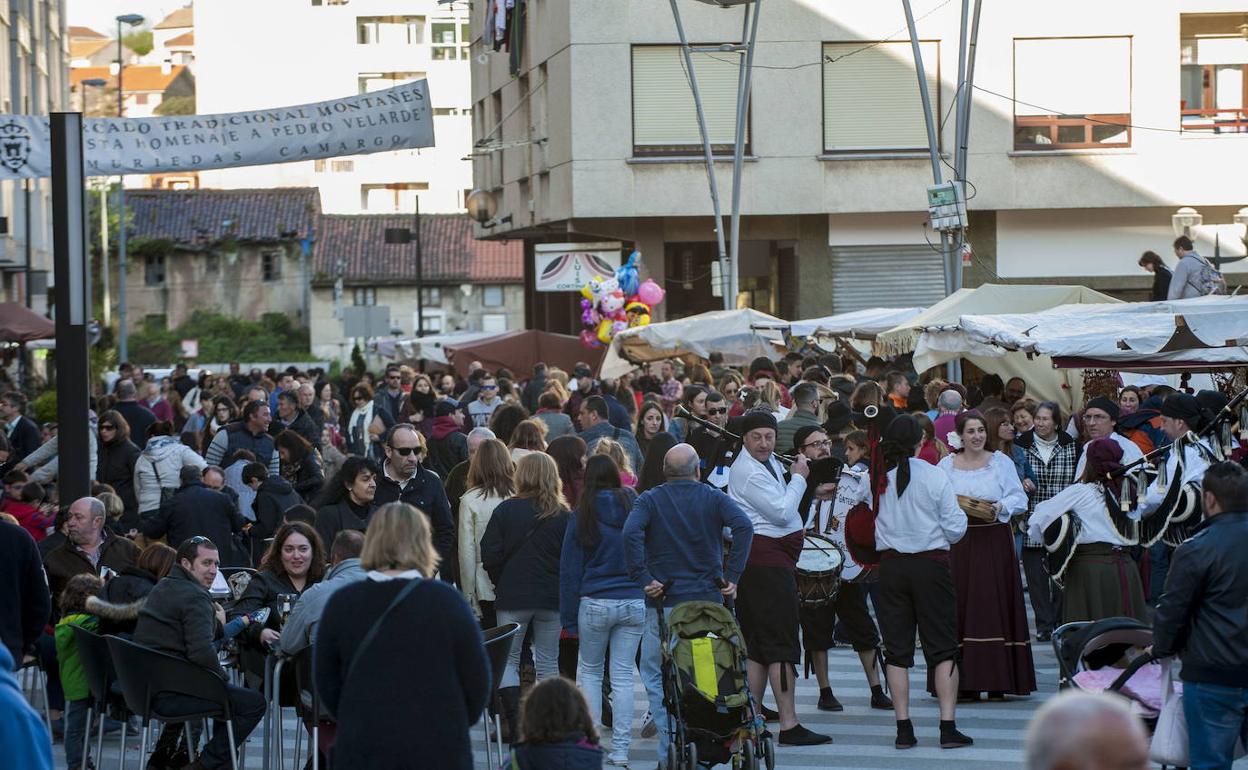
xmin=128 ymin=311 xmax=314 ymax=364
xmin=154 ymin=95 xmax=196 ymax=116
xmin=122 ymin=30 xmax=153 ymax=57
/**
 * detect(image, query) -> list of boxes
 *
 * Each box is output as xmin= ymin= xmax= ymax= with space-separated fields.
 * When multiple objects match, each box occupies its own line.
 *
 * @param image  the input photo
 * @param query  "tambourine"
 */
xmin=956 ymin=494 xmax=997 ymax=522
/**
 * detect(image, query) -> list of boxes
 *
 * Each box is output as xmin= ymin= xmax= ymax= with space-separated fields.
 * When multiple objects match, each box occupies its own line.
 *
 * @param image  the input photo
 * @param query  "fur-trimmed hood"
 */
xmin=85 ymin=594 xmax=145 ymax=622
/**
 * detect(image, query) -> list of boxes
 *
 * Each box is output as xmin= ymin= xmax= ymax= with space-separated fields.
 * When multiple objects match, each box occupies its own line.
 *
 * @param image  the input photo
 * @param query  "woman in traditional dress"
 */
xmin=934 ymin=411 xmax=1035 ymax=701
xmin=1027 ymin=437 xmax=1147 ymax=624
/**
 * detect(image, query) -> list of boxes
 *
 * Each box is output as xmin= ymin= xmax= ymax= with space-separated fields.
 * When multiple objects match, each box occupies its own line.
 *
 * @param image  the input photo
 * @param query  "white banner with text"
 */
xmin=0 ymin=79 xmax=433 ymax=178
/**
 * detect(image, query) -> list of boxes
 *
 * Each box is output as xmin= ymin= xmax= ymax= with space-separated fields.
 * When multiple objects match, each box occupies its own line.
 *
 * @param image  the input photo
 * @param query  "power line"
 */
xmin=971 ymin=85 xmax=1185 ymax=134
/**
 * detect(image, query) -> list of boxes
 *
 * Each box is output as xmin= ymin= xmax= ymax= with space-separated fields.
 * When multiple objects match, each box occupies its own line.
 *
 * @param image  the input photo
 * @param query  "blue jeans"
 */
xmin=497 ymin=608 xmax=561 ymax=689
xmin=578 ymin=598 xmax=645 ymax=763
xmin=213 ymin=617 xmax=249 ymax=651
xmin=64 ymin=698 xmax=89 ymax=769
xmin=1183 ymin=680 xmax=1248 ymax=770
xmin=640 ymin=605 xmax=672 ymax=761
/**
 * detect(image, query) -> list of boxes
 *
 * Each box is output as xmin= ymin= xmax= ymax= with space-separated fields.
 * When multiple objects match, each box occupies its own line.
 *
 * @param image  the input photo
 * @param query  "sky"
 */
xmin=66 ymin=0 xmax=187 ymax=37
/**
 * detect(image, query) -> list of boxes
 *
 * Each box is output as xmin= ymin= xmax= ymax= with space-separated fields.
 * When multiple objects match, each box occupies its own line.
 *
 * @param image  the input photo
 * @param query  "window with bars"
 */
xmin=144 ymin=255 xmax=165 ymax=286
xmin=822 ymin=40 xmax=939 ymax=153
xmin=353 ymin=286 xmax=376 ymax=306
xmin=631 ymin=45 xmax=749 ymax=157
xmin=421 ymin=287 xmax=442 ymax=307
xmin=262 ymin=250 xmax=282 ymax=282
xmin=1013 ymin=36 xmax=1132 ymax=150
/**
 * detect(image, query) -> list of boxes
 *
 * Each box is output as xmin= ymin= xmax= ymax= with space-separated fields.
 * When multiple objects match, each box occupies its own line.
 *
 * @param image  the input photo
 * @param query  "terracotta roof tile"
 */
xmin=315 ymin=214 xmax=522 ymax=284
xmin=69 ymin=39 xmax=111 ymax=60
xmin=128 ymin=188 xmax=321 ymax=245
xmin=68 ymin=26 xmax=107 ymax=39
xmin=70 ymin=64 xmax=189 ymax=93
xmin=165 ymin=31 xmax=194 ymax=47
xmin=154 ymin=6 xmax=193 ymax=29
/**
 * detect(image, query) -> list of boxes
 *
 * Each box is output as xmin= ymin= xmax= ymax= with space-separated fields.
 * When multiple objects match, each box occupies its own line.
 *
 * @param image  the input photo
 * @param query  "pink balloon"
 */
xmin=579 ymin=329 xmax=602 ymax=349
xmin=636 ymin=279 xmax=665 ymax=306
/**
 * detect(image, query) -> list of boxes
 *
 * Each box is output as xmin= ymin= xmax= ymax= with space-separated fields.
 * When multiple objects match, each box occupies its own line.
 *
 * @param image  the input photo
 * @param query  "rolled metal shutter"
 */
xmin=830 ymin=244 xmax=947 ymax=313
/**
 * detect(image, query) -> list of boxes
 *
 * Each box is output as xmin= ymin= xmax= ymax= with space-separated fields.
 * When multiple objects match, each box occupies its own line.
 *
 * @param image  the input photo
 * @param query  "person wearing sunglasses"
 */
xmin=373 ymin=423 xmax=456 ymax=578
xmin=466 ymin=375 xmax=503 ymax=429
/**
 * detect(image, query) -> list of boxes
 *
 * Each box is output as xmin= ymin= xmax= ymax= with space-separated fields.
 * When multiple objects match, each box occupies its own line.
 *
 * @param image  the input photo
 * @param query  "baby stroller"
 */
xmin=656 ymin=599 xmax=774 ymax=770
xmin=1053 ymin=617 xmax=1165 ymax=728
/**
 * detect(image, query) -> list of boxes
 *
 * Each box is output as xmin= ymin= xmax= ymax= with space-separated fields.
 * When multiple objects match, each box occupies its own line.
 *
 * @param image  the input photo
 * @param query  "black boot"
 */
xmin=145 ymin=726 xmax=182 ymax=770
xmin=499 ymin=687 xmax=522 ymax=745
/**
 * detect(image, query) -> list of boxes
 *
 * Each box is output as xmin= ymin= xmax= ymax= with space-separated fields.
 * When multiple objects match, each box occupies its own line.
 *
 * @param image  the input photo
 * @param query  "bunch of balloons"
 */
xmin=579 ymin=251 xmax=665 ymax=348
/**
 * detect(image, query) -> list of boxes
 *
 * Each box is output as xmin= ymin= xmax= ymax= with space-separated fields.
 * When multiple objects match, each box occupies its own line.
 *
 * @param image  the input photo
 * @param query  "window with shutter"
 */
xmin=631 ymin=45 xmax=749 ymax=157
xmin=1013 ymin=37 xmax=1132 ymax=149
xmin=822 ymin=41 xmax=940 ymax=153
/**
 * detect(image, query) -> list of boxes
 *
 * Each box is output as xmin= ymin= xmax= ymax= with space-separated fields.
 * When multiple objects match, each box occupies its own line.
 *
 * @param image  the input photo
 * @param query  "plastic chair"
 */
xmin=72 ymin=626 xmax=130 ymax=770
xmin=17 ymin=654 xmax=52 ymax=731
xmin=481 ymin=623 xmax=522 ymax=768
xmin=105 ymin=635 xmax=242 ymax=770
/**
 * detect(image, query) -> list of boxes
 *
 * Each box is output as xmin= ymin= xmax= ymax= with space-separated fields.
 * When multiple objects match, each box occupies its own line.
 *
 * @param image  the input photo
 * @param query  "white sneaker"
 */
xmin=606 ymin=757 xmax=630 ymax=768
xmin=640 ymin=709 xmax=657 ymax=738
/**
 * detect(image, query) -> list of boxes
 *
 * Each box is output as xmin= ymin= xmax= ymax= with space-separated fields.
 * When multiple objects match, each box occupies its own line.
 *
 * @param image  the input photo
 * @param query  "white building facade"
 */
xmin=0 ymin=0 xmax=68 ymax=313
xmin=470 ymin=1 xmax=1248 ymax=331
xmin=195 ymin=0 xmax=473 ymax=215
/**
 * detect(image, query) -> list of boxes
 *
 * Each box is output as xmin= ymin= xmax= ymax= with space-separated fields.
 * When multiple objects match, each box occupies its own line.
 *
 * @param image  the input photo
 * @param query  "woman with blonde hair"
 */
xmin=592 ymin=437 xmax=636 ymax=488
xmin=316 ymin=502 xmax=490 ymax=769
xmin=509 ymin=419 xmax=548 ymax=462
xmin=480 ymin=452 xmax=571 ymax=739
xmin=458 ymin=439 xmax=516 ymax=627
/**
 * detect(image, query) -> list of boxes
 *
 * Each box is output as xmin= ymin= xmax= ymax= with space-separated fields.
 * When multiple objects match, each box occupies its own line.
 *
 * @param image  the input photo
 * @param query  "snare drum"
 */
xmin=795 ymin=533 xmax=844 ymax=608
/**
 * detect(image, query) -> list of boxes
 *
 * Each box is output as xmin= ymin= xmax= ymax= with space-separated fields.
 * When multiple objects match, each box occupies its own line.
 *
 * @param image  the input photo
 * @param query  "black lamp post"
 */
xmin=384 ymin=196 xmax=424 ymax=337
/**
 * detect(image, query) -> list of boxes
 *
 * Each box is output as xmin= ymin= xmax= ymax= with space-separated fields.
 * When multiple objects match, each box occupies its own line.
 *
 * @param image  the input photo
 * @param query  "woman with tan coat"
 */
xmin=457 ymin=439 xmax=516 ymax=628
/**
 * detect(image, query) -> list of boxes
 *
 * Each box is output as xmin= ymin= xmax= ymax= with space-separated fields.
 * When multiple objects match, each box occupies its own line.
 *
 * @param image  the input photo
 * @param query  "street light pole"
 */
xmin=115 ymin=13 xmax=143 ymax=363
xmin=414 ymin=195 xmax=424 ymax=338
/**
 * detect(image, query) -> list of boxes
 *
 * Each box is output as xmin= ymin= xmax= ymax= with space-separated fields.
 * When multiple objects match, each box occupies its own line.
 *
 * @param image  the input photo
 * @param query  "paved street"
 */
xmin=43 ymin=630 xmax=1248 ymax=769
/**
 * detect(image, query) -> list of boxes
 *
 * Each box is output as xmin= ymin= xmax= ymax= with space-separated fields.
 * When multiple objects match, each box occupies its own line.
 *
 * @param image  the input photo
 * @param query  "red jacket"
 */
xmin=1 ymin=500 xmax=53 ymax=542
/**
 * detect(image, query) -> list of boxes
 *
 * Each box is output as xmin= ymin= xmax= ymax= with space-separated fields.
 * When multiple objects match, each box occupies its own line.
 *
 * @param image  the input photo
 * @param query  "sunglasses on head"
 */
xmin=189 ymin=535 xmax=211 ymax=545
xmin=391 ymin=446 xmax=422 ymax=456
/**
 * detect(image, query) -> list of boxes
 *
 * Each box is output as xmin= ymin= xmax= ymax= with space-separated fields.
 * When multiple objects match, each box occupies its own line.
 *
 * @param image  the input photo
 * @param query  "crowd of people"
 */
xmin=0 ymin=347 xmax=1244 ymax=770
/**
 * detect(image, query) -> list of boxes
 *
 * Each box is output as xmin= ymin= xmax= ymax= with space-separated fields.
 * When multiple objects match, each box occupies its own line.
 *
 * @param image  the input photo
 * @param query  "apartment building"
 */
xmin=0 ymin=0 xmax=69 ymax=313
xmin=195 ymin=0 xmax=473 ymax=214
xmin=470 ymin=1 xmax=1248 ymax=332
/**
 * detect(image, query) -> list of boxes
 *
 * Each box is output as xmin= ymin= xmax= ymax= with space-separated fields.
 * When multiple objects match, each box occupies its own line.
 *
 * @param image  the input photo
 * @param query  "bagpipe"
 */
xmin=675 ymin=404 xmax=852 ymax=484
xmin=1043 ymin=383 xmax=1248 ymax=581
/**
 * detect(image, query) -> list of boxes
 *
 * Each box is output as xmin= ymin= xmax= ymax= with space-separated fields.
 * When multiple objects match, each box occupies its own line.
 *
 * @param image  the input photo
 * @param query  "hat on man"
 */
xmin=740 ymin=408 xmax=778 ymax=436
xmin=434 ymin=400 xmax=460 ymax=418
xmin=792 ymin=424 xmax=825 ymax=453
xmin=1161 ymin=393 xmax=1203 ymax=429
xmin=1085 ymin=396 xmax=1120 ymax=422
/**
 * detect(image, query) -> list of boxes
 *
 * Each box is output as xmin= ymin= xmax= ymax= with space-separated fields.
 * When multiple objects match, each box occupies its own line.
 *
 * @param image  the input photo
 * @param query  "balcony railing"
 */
xmin=1180 ymin=107 xmax=1248 ymax=134
xmin=1013 ymin=114 xmax=1131 ymax=150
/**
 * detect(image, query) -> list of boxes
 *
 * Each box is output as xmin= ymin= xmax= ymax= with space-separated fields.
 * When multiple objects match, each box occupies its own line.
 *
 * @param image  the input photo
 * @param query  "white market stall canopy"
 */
xmin=599 ymin=308 xmax=785 ymax=379
xmin=875 ymin=284 xmax=1122 ymax=411
xmin=787 ymin=307 xmax=926 ymax=341
xmin=957 ymin=295 xmax=1248 ymax=372
xmin=370 ymin=330 xmax=500 ymax=364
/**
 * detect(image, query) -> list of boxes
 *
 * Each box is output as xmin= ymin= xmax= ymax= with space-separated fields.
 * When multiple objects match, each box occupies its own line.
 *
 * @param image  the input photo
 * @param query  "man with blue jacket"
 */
xmin=623 ymin=443 xmax=753 ymax=765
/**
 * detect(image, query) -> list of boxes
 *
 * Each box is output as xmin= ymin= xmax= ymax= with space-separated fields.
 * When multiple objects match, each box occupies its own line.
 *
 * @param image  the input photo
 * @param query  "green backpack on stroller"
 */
xmin=667 ymin=601 xmax=750 ymax=712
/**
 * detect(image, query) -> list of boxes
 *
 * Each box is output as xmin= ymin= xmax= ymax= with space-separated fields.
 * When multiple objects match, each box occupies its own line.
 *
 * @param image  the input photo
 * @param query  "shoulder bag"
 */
xmin=344 ymin=577 xmax=424 ymax=681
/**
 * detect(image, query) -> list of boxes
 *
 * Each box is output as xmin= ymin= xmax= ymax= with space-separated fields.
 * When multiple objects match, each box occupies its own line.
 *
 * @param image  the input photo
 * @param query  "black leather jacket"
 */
xmin=1152 ymin=511 xmax=1248 ymax=686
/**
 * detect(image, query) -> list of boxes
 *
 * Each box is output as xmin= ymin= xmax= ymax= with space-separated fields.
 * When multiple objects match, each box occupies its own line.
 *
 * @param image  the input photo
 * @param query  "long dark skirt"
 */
xmin=928 ymin=521 xmax=1036 ymax=696
xmin=1062 ymin=543 xmax=1148 ymax=624
xmin=737 ymin=563 xmax=801 ymax=666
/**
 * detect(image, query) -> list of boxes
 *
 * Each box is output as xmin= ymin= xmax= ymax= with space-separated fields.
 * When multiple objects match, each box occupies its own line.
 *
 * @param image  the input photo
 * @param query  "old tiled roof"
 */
xmin=154 ymin=6 xmax=193 ymax=29
xmin=128 ymin=188 xmax=321 ymax=245
xmin=68 ymin=26 xmax=106 ymax=39
xmin=315 ymin=214 xmax=522 ymax=284
xmin=70 ymin=64 xmax=189 ymax=92
xmin=165 ymin=31 xmax=194 ymax=47
xmin=69 ymin=39 xmax=112 ymax=60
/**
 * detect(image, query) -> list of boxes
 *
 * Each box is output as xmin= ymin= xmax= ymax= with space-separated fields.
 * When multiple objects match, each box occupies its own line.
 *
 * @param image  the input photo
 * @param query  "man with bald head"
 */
xmin=624 ymin=443 xmax=754 ymax=764
xmin=43 ymin=496 xmax=140 ymax=601
xmin=1024 ymin=690 xmax=1150 ymax=770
